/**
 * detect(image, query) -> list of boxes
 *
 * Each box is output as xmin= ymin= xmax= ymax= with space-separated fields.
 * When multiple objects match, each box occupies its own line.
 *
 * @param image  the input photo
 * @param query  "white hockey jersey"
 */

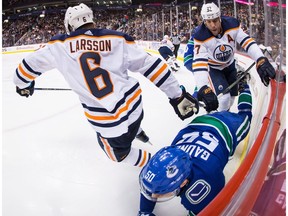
xmin=192 ymin=16 xmax=264 ymax=88
xmin=160 ymin=39 xmax=175 ymax=51
xmin=14 ymin=29 xmax=182 ymax=138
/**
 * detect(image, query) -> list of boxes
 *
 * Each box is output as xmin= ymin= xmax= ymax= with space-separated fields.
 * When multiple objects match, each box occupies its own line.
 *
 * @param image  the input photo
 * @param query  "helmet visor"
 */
xmin=140 ymin=180 xmax=180 ymax=202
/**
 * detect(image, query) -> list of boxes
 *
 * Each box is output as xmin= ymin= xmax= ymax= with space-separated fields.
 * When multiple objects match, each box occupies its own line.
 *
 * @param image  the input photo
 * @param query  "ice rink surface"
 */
xmin=3 ymin=52 xmax=240 ymax=216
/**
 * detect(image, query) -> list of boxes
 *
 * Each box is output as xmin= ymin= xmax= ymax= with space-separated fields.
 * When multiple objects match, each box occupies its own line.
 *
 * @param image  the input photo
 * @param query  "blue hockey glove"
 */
xmin=16 ymin=80 xmax=35 ymax=98
xmin=169 ymin=85 xmax=199 ymax=120
xmin=197 ymin=85 xmax=218 ymax=112
xmin=138 ymin=212 xmax=156 ymax=216
xmin=256 ymin=57 xmax=276 ymax=86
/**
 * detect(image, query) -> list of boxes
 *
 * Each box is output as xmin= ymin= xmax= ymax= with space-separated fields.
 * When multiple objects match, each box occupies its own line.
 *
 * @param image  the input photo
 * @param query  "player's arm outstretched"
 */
xmin=14 ymin=46 xmax=56 ymax=97
xmin=169 ymin=85 xmax=199 ymax=120
xmin=235 ymin=26 xmax=275 ymax=86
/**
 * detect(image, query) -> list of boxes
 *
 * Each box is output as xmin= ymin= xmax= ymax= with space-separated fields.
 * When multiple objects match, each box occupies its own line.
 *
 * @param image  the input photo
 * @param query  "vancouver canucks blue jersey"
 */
xmin=183 ymin=35 xmax=195 ymax=72
xmin=139 ymin=85 xmax=252 ymax=215
xmin=171 ymin=85 xmax=252 ymax=214
xmin=184 ymin=26 xmax=200 ymax=72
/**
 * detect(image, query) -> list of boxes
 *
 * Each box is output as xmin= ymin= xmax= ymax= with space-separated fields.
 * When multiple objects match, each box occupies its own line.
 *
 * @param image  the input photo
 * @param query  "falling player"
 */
xmin=138 ymin=77 xmax=252 ymax=215
xmin=13 ymin=3 xmax=199 ymax=168
xmin=192 ymin=2 xmax=275 ymax=112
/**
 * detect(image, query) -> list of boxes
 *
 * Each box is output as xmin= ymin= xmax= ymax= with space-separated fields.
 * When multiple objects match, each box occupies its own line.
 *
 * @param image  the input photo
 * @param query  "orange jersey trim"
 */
xmin=242 ymin=38 xmax=254 ymax=49
xmin=18 ymin=64 xmax=36 ymax=80
xmin=101 ymin=137 xmax=116 ymax=161
xmin=138 ymin=151 xmax=147 ymax=167
xmin=193 ymin=62 xmax=209 ymax=67
xmin=85 ymin=89 xmax=142 ymax=121
xmin=150 ymin=63 xmax=168 ymax=82
xmin=224 ymin=26 xmax=240 ymax=34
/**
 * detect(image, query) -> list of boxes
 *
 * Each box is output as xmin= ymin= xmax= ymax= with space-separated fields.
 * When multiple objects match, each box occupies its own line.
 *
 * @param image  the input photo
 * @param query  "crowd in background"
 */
xmin=2 ymin=1 xmax=285 ymax=54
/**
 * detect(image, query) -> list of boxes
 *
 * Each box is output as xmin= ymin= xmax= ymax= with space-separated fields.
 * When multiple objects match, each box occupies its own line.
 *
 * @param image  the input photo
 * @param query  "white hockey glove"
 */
xmin=169 ymin=85 xmax=199 ymax=120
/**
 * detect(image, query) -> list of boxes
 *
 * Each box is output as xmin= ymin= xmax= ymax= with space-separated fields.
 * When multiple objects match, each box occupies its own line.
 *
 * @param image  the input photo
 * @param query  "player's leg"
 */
xmin=174 ymin=44 xmax=180 ymax=58
xmin=136 ymin=128 xmax=149 ymax=143
xmin=225 ymin=61 xmax=238 ymax=109
xmin=96 ymin=114 xmax=151 ymax=167
xmin=158 ymin=47 xmax=169 ymax=60
xmin=209 ymin=68 xmax=231 ymax=111
xmin=159 ymin=47 xmax=178 ymax=71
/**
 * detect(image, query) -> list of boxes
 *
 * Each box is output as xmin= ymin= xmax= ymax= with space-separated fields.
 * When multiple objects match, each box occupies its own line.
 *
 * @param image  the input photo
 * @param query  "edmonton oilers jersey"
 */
xmin=14 ymin=28 xmax=182 ymax=138
xmin=192 ymin=16 xmax=263 ymax=88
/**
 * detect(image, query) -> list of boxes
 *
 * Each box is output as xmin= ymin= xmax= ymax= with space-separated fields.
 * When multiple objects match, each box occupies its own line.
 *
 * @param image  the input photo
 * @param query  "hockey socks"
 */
xmin=122 ymin=147 xmax=151 ymax=167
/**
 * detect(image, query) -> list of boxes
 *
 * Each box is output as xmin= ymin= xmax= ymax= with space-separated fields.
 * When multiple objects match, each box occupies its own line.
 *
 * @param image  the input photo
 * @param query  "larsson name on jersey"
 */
xmin=69 ymin=39 xmax=112 ymax=53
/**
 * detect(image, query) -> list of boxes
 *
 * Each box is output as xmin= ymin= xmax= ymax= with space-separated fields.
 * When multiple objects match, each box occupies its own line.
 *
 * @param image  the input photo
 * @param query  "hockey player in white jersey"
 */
xmin=13 ymin=3 xmax=199 ymax=168
xmin=158 ymin=35 xmax=180 ymax=72
xmin=192 ymin=2 xmax=275 ymax=112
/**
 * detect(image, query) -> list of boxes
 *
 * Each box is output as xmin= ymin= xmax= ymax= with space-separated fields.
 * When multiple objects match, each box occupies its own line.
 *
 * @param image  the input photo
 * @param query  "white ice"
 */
xmin=3 ymin=52 xmax=240 ymax=216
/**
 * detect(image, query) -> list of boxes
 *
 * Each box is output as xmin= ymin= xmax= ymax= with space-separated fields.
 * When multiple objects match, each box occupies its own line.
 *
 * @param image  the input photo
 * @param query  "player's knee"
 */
xmin=104 ymin=147 xmax=131 ymax=163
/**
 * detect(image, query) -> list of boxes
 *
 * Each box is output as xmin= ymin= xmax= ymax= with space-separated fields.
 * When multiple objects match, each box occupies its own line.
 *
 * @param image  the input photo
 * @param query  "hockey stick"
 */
xmin=199 ymin=47 xmax=271 ymax=109
xmin=34 ymin=87 xmax=72 ymax=91
xmin=199 ymin=61 xmax=256 ymax=108
xmin=218 ymin=46 xmax=272 ymax=98
xmin=217 ymin=61 xmax=256 ymax=99
xmin=198 ymin=61 xmax=254 ymax=109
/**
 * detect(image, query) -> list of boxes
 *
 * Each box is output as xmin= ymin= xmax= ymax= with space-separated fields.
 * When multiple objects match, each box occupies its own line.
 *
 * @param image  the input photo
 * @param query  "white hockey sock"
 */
xmin=121 ymin=147 xmax=151 ymax=167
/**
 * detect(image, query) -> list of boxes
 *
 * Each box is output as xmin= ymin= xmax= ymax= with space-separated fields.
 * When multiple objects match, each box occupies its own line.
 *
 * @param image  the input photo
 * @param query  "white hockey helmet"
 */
xmin=163 ymin=35 xmax=169 ymax=40
xmin=201 ymin=2 xmax=221 ymax=20
xmin=64 ymin=3 xmax=94 ymax=34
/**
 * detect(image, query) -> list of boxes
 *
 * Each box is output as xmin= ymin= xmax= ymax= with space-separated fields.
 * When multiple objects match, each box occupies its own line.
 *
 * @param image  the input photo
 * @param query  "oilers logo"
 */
xmin=213 ymin=44 xmax=233 ymax=62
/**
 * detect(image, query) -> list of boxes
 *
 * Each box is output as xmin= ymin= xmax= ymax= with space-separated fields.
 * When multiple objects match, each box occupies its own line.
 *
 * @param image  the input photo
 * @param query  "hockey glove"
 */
xmin=138 ymin=212 xmax=156 ymax=216
xmin=16 ymin=80 xmax=35 ymax=98
xmin=169 ymin=85 xmax=199 ymax=120
xmin=197 ymin=85 xmax=218 ymax=112
xmin=256 ymin=57 xmax=276 ymax=86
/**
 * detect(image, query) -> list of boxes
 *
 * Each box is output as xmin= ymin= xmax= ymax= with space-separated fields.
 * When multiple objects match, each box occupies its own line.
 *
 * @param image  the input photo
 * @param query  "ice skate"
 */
xmin=136 ymin=130 xmax=150 ymax=143
xmin=175 ymin=62 xmax=180 ymax=69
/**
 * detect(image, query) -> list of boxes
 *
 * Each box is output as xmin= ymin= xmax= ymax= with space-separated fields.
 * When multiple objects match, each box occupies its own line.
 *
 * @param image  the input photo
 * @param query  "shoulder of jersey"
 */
xmin=193 ymin=23 xmax=213 ymax=42
xmin=193 ymin=16 xmax=240 ymax=42
xmin=221 ymin=16 xmax=240 ymax=32
xmin=50 ymin=29 xmax=134 ymax=42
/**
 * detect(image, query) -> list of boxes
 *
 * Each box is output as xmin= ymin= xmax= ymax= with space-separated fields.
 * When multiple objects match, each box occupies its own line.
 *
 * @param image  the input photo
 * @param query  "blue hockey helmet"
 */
xmin=139 ymin=146 xmax=193 ymax=202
